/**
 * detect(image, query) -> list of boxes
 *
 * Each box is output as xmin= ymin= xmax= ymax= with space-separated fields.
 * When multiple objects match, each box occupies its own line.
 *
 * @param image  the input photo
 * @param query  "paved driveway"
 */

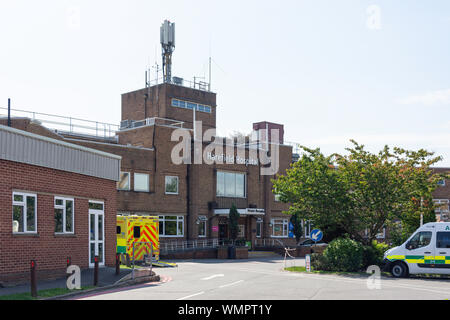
xmin=77 ymin=257 xmax=450 ymax=300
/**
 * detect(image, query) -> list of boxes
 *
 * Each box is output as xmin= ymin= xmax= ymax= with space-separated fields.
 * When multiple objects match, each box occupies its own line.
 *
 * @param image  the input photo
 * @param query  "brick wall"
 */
xmin=0 ymin=159 xmax=117 ymax=285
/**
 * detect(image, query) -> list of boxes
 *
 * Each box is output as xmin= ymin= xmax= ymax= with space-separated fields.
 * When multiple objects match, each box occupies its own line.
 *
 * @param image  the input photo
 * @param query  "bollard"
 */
xmin=126 ymin=253 xmax=131 ymax=267
xmin=94 ymin=256 xmax=99 ymax=286
xmin=30 ymin=260 xmax=37 ymax=298
xmin=115 ymin=254 xmax=120 ymax=275
xmin=66 ymin=257 xmax=71 ymax=282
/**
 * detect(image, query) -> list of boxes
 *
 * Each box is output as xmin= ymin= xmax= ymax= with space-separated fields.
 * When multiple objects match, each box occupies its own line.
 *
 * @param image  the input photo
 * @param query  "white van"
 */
xmin=383 ymin=222 xmax=450 ymax=278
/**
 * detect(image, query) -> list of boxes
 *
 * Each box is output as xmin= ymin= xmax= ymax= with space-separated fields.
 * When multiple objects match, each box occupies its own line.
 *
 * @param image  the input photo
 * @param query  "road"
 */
xmin=77 ymin=256 xmax=450 ymax=300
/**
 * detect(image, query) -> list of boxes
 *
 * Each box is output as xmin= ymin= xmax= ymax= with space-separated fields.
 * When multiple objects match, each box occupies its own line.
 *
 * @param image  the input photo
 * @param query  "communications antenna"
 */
xmin=160 ymin=20 xmax=175 ymax=83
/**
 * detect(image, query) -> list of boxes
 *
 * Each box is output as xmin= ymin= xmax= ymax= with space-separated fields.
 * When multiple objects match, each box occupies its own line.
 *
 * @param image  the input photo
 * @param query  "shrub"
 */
xmin=362 ymin=240 xmax=390 ymax=268
xmin=322 ymin=238 xmax=364 ymax=272
xmin=311 ymin=253 xmax=330 ymax=271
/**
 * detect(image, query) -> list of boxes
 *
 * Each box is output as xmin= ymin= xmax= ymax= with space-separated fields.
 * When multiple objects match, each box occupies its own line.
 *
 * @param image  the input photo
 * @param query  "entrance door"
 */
xmin=89 ymin=201 xmax=105 ymax=267
xmin=219 ymin=224 xmax=228 ymax=240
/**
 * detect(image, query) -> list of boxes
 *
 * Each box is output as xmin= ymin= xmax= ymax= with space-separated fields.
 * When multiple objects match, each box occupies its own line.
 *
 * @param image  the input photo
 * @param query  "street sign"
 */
xmin=288 ymin=222 xmax=294 ymax=238
xmin=310 ymin=229 xmax=323 ymax=243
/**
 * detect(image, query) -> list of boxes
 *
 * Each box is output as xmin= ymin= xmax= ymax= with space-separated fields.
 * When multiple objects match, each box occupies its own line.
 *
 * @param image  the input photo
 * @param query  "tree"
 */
xmin=228 ymin=204 xmax=240 ymax=241
xmin=273 ymin=140 xmax=449 ymax=246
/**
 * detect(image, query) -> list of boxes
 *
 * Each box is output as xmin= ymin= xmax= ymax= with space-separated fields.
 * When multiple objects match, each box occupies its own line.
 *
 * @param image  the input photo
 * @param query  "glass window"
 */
xmin=54 ymin=197 xmax=74 ymax=234
xmin=238 ymin=225 xmax=245 ymax=238
xmin=434 ymin=199 xmax=449 ymax=213
xmin=165 ymin=176 xmax=179 ymax=194
xmin=272 ymin=219 xmax=288 ymax=238
xmin=172 ymin=99 xmax=179 ymax=107
xmin=187 ymin=102 xmax=196 ymax=110
xmin=225 ymin=172 xmax=236 ymax=197
xmin=256 ymin=220 xmax=262 ymax=238
xmin=235 ymin=174 xmax=245 ymax=198
xmin=437 ymin=232 xmax=450 ymax=249
xmin=89 ymin=202 xmax=104 ymax=210
xmin=198 ymin=216 xmax=206 ymax=237
xmin=159 ymin=216 xmax=184 ymax=237
xmin=133 ymin=226 xmax=141 ymax=238
xmin=134 ymin=173 xmax=149 ymax=192
xmin=12 ymin=192 xmax=37 ymax=234
xmin=216 ymin=172 xmax=225 ymax=197
xmin=118 ymin=172 xmax=130 ymax=190
xmin=406 ymin=231 xmax=432 ymax=250
xmin=217 ymin=171 xmax=246 ymax=198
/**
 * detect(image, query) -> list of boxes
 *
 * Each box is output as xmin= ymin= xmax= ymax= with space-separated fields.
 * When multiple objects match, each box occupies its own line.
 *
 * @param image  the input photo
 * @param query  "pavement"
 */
xmin=0 ymin=267 xmax=132 ymax=297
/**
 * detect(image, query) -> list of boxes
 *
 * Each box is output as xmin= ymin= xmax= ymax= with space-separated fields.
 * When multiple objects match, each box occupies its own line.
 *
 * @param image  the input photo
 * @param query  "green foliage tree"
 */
xmin=273 ymin=140 xmax=449 ymax=246
xmin=228 ymin=204 xmax=240 ymax=241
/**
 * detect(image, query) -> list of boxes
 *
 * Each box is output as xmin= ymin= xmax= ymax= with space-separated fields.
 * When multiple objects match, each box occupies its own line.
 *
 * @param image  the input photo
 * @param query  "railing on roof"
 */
xmin=147 ymin=76 xmax=211 ymax=92
xmin=119 ymin=117 xmax=185 ymax=131
xmin=0 ymin=107 xmax=119 ymax=139
xmin=284 ymin=141 xmax=303 ymax=155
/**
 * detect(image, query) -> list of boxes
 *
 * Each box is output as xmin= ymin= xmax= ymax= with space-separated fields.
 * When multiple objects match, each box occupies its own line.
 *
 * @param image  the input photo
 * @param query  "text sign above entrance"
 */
xmin=206 ymin=152 xmax=259 ymax=166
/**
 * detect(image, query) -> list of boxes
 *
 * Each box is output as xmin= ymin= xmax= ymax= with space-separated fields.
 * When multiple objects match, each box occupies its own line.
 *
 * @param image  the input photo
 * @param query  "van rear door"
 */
xmin=435 ymin=230 xmax=450 ymax=274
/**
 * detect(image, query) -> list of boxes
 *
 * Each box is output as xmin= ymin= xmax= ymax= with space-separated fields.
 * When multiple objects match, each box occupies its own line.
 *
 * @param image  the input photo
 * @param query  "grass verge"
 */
xmin=0 ymin=287 xmax=94 ymax=300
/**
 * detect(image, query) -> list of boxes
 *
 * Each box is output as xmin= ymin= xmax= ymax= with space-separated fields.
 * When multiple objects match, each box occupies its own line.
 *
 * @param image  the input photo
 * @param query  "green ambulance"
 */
xmin=383 ymin=222 xmax=450 ymax=278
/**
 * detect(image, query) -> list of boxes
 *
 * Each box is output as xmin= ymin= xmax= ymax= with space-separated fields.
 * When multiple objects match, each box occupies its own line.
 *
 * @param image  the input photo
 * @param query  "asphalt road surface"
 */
xmin=77 ymin=256 xmax=450 ymax=300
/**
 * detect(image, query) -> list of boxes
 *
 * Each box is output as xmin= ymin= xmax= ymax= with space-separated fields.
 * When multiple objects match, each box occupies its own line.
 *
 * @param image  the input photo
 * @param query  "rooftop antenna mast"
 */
xmin=160 ymin=20 xmax=175 ymax=84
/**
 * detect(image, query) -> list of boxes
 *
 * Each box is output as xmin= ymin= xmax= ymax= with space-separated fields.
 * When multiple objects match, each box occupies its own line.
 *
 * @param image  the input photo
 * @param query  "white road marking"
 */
xmin=176 ymin=291 xmax=205 ymax=300
xmin=219 ymin=280 xmax=244 ymax=288
xmin=201 ymin=274 xmax=225 ymax=280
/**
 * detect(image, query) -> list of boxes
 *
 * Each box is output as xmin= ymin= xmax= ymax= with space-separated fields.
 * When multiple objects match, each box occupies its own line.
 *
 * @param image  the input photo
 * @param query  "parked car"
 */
xmin=298 ymin=239 xmax=328 ymax=247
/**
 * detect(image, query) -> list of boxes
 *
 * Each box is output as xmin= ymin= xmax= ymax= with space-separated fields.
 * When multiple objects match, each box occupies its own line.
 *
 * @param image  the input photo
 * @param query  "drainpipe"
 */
xmin=7 ymin=98 xmax=11 ymax=127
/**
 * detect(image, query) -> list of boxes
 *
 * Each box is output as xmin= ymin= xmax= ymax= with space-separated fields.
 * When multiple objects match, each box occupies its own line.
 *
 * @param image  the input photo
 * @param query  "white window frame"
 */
xmin=88 ymin=200 xmax=105 ymax=267
xmin=216 ymin=171 xmax=247 ymax=198
xmin=271 ymin=218 xmax=288 ymax=238
xmin=434 ymin=199 xmax=449 ymax=213
xmin=256 ymin=219 xmax=263 ymax=238
xmin=437 ymin=180 xmax=446 ymax=187
xmin=165 ymin=176 xmax=179 ymax=195
xmin=134 ymin=173 xmax=150 ymax=192
xmin=237 ymin=224 xmax=245 ymax=238
xmin=54 ymin=197 xmax=75 ymax=234
xmin=198 ymin=216 xmax=207 ymax=238
xmin=12 ymin=192 xmax=37 ymax=234
xmin=159 ymin=215 xmax=184 ymax=237
xmin=117 ymin=171 xmax=130 ymax=191
xmin=303 ymin=220 xmax=313 ymax=238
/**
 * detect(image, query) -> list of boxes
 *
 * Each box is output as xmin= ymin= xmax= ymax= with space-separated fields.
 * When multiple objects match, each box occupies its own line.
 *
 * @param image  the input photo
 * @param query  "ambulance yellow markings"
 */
xmin=387 ymin=255 xmax=450 ymax=264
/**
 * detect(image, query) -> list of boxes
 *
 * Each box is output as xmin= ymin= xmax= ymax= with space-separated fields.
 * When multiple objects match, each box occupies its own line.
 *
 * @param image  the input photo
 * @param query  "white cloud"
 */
xmin=397 ymin=88 xmax=450 ymax=106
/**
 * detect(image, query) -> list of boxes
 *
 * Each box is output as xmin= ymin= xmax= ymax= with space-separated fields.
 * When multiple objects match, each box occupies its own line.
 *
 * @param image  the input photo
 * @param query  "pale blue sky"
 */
xmin=1 ymin=1 xmax=450 ymax=165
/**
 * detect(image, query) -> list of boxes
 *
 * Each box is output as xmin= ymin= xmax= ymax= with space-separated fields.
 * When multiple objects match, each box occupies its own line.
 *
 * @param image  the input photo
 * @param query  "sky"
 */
xmin=1 ymin=1 xmax=450 ymax=165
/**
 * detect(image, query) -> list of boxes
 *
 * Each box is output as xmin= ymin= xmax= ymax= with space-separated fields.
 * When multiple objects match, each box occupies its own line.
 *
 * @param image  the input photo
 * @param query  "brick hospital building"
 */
xmin=63 ymin=82 xmax=298 ymax=246
xmin=2 ymin=80 xmax=302 ymax=252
